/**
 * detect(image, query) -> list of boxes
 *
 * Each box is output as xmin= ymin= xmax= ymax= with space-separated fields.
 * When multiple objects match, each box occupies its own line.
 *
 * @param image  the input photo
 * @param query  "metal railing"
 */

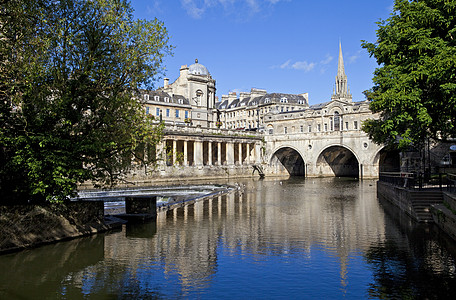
xmin=379 ymin=172 xmax=454 ymax=191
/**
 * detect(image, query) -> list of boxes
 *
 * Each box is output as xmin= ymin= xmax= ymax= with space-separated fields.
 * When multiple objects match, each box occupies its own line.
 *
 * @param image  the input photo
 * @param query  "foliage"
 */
xmin=0 ymin=0 xmax=172 ymax=203
xmin=361 ymin=0 xmax=456 ymax=149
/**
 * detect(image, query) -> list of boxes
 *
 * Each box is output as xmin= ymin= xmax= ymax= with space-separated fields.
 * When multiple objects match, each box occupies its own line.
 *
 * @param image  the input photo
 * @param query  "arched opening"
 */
xmin=270 ymin=147 xmax=305 ymax=176
xmin=377 ymin=148 xmax=401 ymax=173
xmin=317 ymin=146 xmax=359 ymax=177
xmin=334 ymin=111 xmax=340 ymax=131
xmin=195 ymin=90 xmax=203 ymax=106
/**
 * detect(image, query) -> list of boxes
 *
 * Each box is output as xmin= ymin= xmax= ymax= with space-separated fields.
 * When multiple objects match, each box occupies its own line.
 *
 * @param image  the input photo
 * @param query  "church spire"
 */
xmin=337 ymin=41 xmax=346 ymax=78
xmin=332 ymin=41 xmax=352 ymax=102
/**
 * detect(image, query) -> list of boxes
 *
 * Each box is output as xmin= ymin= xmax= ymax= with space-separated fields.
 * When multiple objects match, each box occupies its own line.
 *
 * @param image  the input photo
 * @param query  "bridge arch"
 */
xmin=269 ymin=146 xmax=305 ymax=176
xmin=316 ymin=145 xmax=360 ymax=177
xmin=373 ymin=147 xmax=401 ymax=173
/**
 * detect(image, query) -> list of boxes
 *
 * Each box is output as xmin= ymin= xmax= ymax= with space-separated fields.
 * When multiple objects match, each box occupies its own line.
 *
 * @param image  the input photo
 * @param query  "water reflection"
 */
xmin=1 ymin=178 xmax=456 ymax=299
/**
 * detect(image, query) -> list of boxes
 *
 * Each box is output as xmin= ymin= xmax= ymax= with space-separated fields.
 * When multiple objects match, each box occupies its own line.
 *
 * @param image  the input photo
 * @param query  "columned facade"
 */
xmin=155 ymin=129 xmax=262 ymax=169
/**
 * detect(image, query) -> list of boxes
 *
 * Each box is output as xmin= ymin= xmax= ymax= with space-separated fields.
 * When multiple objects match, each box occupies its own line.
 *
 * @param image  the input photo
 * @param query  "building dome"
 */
xmin=188 ymin=59 xmax=209 ymax=76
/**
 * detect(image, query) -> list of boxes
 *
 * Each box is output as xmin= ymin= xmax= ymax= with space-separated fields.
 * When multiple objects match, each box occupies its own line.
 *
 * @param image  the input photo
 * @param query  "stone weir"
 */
xmin=0 ymin=184 xmax=239 ymax=255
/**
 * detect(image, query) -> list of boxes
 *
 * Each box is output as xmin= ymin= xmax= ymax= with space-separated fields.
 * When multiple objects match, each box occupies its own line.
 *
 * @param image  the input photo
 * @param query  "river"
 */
xmin=1 ymin=177 xmax=456 ymax=299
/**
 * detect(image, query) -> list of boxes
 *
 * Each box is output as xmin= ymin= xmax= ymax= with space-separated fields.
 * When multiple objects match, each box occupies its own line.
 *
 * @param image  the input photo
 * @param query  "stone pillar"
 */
xmin=125 ymin=196 xmax=157 ymax=217
xmin=254 ymin=142 xmax=261 ymax=164
xmin=172 ymin=139 xmax=177 ymax=165
xmin=183 ymin=140 xmax=188 ymax=166
xmin=194 ymin=140 xmax=203 ymax=166
xmin=208 ymin=141 xmax=213 ymax=166
xmin=238 ymin=143 xmax=243 ymax=165
xmin=246 ymin=143 xmax=250 ymax=165
xmin=157 ymin=140 xmax=166 ymax=170
xmin=217 ymin=142 xmax=222 ymax=166
xmin=227 ymin=142 xmax=235 ymax=166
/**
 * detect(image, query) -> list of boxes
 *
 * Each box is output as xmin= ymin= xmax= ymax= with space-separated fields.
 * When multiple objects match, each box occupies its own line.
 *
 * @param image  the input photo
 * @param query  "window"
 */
xmin=324 ymin=123 xmax=328 ymax=131
xmin=265 ymin=98 xmax=270 ymax=103
xmin=269 ymin=128 xmax=274 ymax=135
xmin=308 ymin=125 xmax=312 ymax=132
xmin=156 ymin=108 xmax=160 ymax=116
xmin=166 ymin=109 xmax=170 ymax=117
xmin=185 ymin=111 xmax=189 ymax=119
xmin=354 ymin=121 xmax=358 ymax=130
xmin=146 ymin=107 xmax=149 ymax=114
xmin=284 ymin=127 xmax=288 ymax=134
xmin=175 ymin=109 xmax=180 ymax=118
xmin=154 ymin=96 xmax=159 ymax=101
xmin=196 ymin=90 xmax=203 ymax=106
xmin=164 ymin=97 xmax=169 ymax=102
xmin=318 ymin=124 xmax=321 ymax=132
xmin=281 ymin=97 xmax=288 ymax=103
xmin=300 ymin=125 xmax=304 ymax=132
xmin=178 ymin=99 xmax=183 ymax=104
xmin=144 ymin=94 xmax=149 ymax=101
xmin=334 ymin=111 xmax=340 ymax=131
xmin=345 ymin=122 xmax=348 ymax=130
xmin=330 ymin=117 xmax=333 ymax=131
xmin=281 ymin=107 xmax=284 ymax=112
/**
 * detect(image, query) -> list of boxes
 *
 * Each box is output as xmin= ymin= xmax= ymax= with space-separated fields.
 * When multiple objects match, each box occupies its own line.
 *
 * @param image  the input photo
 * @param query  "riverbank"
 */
xmin=0 ymin=201 xmax=114 ymax=255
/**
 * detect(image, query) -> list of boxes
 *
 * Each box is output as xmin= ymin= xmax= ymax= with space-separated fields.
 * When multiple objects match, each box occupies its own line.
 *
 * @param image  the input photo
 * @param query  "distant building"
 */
xmin=264 ymin=42 xmax=371 ymax=136
xmin=142 ymin=59 xmax=216 ymax=127
xmin=140 ymin=43 xmax=368 ymax=134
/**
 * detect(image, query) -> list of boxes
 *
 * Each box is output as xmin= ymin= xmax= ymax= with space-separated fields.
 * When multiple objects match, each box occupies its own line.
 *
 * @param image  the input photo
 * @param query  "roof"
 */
xmin=188 ymin=59 xmax=210 ymax=76
xmin=141 ymin=90 xmax=190 ymax=105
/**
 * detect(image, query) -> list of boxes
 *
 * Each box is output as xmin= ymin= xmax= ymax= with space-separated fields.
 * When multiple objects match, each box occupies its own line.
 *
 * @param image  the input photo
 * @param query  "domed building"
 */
xmin=141 ymin=59 xmax=217 ymax=127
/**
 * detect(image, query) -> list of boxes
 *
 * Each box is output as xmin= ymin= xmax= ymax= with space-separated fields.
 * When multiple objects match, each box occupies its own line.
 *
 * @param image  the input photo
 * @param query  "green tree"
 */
xmin=0 ymin=0 xmax=171 ymax=203
xmin=361 ymin=0 xmax=456 ymax=149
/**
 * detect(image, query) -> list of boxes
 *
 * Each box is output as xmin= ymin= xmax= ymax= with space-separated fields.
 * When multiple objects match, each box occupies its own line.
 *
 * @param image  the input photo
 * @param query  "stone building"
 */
xmin=216 ymin=89 xmax=309 ymax=131
xmin=136 ymin=43 xmax=456 ymax=179
xmin=142 ymin=59 xmax=217 ymax=127
xmin=264 ymin=43 xmax=371 ymax=137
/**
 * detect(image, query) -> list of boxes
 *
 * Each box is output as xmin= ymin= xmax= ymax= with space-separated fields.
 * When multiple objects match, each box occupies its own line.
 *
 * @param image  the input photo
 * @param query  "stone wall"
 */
xmin=377 ymin=181 xmax=417 ymax=220
xmin=431 ymin=193 xmax=456 ymax=240
xmin=126 ymin=165 xmax=261 ymax=185
xmin=0 ymin=201 xmax=108 ymax=254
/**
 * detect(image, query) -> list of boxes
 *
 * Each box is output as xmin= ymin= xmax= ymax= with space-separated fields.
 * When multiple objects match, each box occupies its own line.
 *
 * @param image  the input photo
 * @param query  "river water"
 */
xmin=1 ymin=177 xmax=456 ymax=299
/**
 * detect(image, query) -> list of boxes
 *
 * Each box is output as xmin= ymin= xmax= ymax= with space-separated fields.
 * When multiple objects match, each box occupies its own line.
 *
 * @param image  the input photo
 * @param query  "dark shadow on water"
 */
xmin=366 ymin=196 xmax=456 ymax=299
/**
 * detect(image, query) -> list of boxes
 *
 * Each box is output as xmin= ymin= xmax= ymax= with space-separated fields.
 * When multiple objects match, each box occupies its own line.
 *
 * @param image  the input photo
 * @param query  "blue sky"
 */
xmin=131 ymin=0 xmax=394 ymax=105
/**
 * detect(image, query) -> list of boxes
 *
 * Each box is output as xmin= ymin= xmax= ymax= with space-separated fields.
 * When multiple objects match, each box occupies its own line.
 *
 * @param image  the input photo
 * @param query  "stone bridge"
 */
xmin=128 ymin=124 xmax=398 ymax=182
xmin=264 ymin=129 xmax=399 ymax=179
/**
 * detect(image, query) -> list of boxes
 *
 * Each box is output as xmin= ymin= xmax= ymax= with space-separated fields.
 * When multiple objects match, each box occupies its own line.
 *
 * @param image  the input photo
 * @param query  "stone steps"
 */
xmin=410 ymin=191 xmax=444 ymax=223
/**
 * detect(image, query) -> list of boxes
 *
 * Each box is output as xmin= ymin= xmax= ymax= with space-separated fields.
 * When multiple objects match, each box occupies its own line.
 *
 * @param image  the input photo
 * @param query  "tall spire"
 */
xmin=332 ymin=41 xmax=352 ymax=102
xmin=337 ymin=41 xmax=345 ymax=78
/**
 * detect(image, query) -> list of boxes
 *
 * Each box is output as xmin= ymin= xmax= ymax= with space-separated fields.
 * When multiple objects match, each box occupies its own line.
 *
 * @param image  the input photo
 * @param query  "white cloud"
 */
xmin=279 ymin=59 xmax=291 ymax=69
xmin=181 ymin=0 xmax=206 ymax=19
xmin=180 ymin=0 xmax=285 ymax=19
xmin=273 ymin=59 xmax=316 ymax=72
xmin=348 ymin=50 xmax=362 ymax=64
xmin=291 ymin=61 xmax=316 ymax=72
xmin=320 ymin=54 xmax=333 ymax=65
xmin=146 ymin=0 xmax=164 ymax=15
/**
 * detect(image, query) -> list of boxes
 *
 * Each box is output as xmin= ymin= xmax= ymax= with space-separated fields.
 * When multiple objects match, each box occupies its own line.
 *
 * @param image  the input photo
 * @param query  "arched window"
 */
xmin=196 ymin=90 xmax=203 ymax=106
xmin=334 ymin=111 xmax=340 ymax=131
